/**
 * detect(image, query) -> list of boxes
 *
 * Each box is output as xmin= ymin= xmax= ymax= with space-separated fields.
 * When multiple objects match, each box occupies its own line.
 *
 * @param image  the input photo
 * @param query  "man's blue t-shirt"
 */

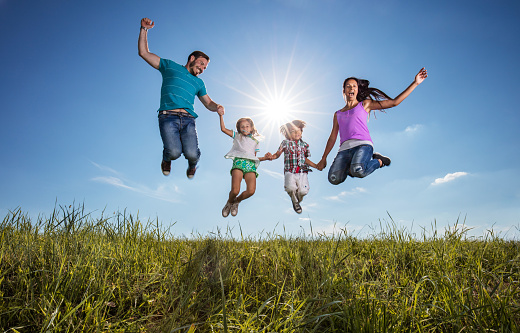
xmin=158 ymin=58 xmax=207 ymax=118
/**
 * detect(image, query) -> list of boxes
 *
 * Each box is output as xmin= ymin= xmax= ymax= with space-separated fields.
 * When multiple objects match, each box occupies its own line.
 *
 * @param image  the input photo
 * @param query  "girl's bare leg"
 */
xmin=235 ymin=172 xmax=257 ymax=203
xmin=228 ymin=169 xmax=243 ymax=203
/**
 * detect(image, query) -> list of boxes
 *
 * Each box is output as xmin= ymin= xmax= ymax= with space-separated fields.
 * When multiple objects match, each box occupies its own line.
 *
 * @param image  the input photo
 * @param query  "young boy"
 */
xmin=269 ymin=120 xmax=319 ymax=214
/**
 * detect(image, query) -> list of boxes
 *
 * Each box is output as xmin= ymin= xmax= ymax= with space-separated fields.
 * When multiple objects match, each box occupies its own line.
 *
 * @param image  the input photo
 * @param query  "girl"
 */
xmin=219 ymin=114 xmax=271 ymax=217
xmin=269 ymin=120 xmax=319 ymax=214
xmin=317 ymin=68 xmax=428 ymax=185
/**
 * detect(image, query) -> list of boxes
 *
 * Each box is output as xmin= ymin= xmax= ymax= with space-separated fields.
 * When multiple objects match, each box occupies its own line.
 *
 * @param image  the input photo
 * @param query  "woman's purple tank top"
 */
xmin=336 ymin=102 xmax=372 ymax=145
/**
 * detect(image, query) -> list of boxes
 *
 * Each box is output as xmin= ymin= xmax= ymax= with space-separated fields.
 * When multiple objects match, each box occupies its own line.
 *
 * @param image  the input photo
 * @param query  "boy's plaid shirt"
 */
xmin=279 ymin=139 xmax=311 ymax=173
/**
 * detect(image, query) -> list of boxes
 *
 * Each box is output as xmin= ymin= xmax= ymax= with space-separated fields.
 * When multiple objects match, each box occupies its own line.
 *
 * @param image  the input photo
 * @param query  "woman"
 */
xmin=317 ymin=68 xmax=428 ymax=185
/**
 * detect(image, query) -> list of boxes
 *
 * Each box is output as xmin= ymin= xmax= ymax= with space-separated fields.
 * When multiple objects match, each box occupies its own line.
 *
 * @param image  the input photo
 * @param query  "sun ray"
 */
xmin=213 ymin=33 xmax=332 ymax=151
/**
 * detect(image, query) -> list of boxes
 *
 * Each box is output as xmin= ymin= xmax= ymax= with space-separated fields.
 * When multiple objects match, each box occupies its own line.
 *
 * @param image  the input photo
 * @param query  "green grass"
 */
xmin=1 ymin=205 xmax=519 ymax=332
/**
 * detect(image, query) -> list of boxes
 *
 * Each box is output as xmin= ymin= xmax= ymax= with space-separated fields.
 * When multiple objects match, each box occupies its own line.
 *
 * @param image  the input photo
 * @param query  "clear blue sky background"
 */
xmin=1 ymin=0 xmax=519 ymax=238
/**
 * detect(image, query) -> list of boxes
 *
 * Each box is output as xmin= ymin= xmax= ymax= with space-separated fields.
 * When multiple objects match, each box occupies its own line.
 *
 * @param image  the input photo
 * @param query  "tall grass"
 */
xmin=1 ymin=205 xmax=519 ymax=332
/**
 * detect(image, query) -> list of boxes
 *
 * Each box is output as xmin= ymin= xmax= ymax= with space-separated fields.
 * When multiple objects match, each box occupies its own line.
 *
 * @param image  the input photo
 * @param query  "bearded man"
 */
xmin=138 ymin=17 xmax=225 ymax=178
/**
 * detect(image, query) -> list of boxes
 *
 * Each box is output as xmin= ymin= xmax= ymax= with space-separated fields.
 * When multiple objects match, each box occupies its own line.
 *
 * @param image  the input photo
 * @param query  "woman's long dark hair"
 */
xmin=344 ymin=77 xmax=391 ymax=110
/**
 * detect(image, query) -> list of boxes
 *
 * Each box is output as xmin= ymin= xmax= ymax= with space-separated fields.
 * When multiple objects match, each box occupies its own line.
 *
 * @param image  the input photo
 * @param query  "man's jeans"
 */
xmin=328 ymin=144 xmax=380 ymax=185
xmin=158 ymin=113 xmax=200 ymax=168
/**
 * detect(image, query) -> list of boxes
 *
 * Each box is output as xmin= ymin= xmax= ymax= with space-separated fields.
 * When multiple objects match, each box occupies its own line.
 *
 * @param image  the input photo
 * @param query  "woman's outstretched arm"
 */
xmin=364 ymin=67 xmax=428 ymax=111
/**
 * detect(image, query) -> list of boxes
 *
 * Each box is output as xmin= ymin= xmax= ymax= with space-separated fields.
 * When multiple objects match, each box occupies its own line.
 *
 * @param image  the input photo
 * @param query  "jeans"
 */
xmin=158 ymin=114 xmax=200 ymax=168
xmin=328 ymin=144 xmax=380 ymax=185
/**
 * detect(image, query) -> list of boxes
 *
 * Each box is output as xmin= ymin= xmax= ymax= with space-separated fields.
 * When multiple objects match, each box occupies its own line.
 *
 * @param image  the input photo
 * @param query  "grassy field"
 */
xmin=1 ymin=205 xmax=519 ymax=332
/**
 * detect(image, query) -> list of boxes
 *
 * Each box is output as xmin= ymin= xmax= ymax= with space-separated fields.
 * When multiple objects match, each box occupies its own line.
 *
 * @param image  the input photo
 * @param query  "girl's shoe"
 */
xmin=373 ymin=153 xmax=391 ymax=167
xmin=222 ymin=202 xmax=232 ymax=217
xmin=230 ymin=201 xmax=239 ymax=216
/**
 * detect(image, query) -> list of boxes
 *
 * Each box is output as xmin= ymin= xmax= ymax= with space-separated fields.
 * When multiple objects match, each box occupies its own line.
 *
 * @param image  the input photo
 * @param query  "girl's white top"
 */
xmin=224 ymin=131 xmax=260 ymax=167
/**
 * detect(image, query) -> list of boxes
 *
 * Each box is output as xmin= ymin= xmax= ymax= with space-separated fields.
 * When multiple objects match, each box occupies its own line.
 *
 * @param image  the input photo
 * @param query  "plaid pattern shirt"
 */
xmin=279 ymin=139 xmax=311 ymax=173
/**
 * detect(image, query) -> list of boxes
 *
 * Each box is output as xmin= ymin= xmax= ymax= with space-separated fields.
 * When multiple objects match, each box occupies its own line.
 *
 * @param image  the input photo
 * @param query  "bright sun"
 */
xmin=220 ymin=45 xmax=326 ymax=148
xmin=263 ymin=97 xmax=293 ymax=124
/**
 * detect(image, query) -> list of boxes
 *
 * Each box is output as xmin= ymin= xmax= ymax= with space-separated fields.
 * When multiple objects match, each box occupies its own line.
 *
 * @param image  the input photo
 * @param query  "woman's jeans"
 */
xmin=328 ymin=144 xmax=380 ymax=185
xmin=158 ymin=113 xmax=200 ymax=168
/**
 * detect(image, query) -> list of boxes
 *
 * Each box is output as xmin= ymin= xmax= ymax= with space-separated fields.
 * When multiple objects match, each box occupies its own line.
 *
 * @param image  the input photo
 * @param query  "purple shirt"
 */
xmin=336 ymin=102 xmax=372 ymax=145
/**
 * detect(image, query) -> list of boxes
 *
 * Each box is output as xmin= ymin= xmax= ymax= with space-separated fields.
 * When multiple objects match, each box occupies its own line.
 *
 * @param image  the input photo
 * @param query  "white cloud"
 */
xmin=92 ymin=176 xmax=182 ymax=203
xmin=324 ymin=194 xmax=342 ymax=202
xmin=404 ymin=124 xmax=423 ymax=134
xmin=91 ymin=167 xmax=183 ymax=203
xmin=262 ymin=168 xmax=284 ymax=179
xmin=324 ymin=187 xmax=367 ymax=201
xmin=431 ymin=172 xmax=468 ymax=185
xmin=92 ymin=176 xmax=132 ymax=189
xmin=90 ymin=161 xmax=120 ymax=175
xmin=303 ymin=202 xmax=317 ymax=208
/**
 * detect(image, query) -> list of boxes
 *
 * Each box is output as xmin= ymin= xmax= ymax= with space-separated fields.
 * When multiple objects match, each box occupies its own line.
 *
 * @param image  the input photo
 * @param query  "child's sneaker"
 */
xmin=373 ymin=153 xmax=391 ymax=167
xmin=230 ymin=201 xmax=239 ymax=216
xmin=292 ymin=200 xmax=302 ymax=214
xmin=222 ymin=201 xmax=232 ymax=218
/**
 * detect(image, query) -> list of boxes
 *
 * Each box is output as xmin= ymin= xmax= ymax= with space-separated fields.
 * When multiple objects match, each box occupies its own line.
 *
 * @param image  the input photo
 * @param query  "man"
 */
xmin=138 ymin=17 xmax=224 ymax=178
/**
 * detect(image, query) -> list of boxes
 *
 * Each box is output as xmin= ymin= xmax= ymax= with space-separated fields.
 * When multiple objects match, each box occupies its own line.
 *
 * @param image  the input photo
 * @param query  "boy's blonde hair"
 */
xmin=236 ymin=117 xmax=259 ymax=137
xmin=280 ymin=120 xmax=306 ymax=140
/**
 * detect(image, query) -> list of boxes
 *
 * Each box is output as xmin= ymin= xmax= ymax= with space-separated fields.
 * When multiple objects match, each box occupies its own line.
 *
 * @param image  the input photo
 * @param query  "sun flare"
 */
xmin=263 ymin=97 xmax=294 ymax=125
xmin=220 ymin=43 xmax=327 ymax=148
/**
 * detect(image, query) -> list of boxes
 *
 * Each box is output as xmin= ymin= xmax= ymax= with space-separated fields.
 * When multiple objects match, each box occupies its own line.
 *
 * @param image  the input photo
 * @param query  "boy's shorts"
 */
xmin=284 ymin=172 xmax=309 ymax=196
xmin=231 ymin=158 xmax=258 ymax=178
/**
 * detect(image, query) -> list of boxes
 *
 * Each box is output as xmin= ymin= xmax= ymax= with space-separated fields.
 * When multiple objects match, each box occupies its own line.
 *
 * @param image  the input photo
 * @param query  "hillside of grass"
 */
xmin=1 ymin=205 xmax=519 ymax=332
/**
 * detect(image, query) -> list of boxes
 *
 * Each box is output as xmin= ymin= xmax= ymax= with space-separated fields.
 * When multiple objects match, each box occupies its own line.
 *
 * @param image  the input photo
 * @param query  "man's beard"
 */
xmin=188 ymin=61 xmax=198 ymax=76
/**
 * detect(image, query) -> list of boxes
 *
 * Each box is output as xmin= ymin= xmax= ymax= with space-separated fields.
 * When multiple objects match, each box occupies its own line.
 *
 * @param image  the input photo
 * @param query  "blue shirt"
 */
xmin=158 ymin=58 xmax=207 ymax=118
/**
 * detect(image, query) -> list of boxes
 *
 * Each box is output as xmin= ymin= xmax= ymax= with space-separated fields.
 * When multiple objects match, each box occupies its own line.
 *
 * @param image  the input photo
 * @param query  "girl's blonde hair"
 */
xmin=236 ymin=117 xmax=260 ymax=137
xmin=280 ymin=120 xmax=306 ymax=140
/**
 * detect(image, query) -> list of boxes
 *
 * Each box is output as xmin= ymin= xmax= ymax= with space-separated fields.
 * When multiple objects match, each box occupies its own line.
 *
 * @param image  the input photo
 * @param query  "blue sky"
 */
xmin=1 ymin=0 xmax=519 ymax=238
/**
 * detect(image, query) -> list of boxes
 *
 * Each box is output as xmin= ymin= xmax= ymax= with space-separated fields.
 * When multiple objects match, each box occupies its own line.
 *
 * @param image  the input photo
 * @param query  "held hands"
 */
xmin=141 ymin=18 xmax=155 ymax=30
xmin=414 ymin=67 xmax=428 ymax=85
xmin=316 ymin=158 xmax=326 ymax=171
xmin=263 ymin=152 xmax=274 ymax=160
xmin=216 ymin=104 xmax=225 ymax=115
xmin=262 ymin=152 xmax=277 ymax=161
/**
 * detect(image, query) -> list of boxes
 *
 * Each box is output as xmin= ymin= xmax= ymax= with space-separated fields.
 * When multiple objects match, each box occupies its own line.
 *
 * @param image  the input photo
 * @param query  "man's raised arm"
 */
xmin=138 ymin=18 xmax=160 ymax=69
